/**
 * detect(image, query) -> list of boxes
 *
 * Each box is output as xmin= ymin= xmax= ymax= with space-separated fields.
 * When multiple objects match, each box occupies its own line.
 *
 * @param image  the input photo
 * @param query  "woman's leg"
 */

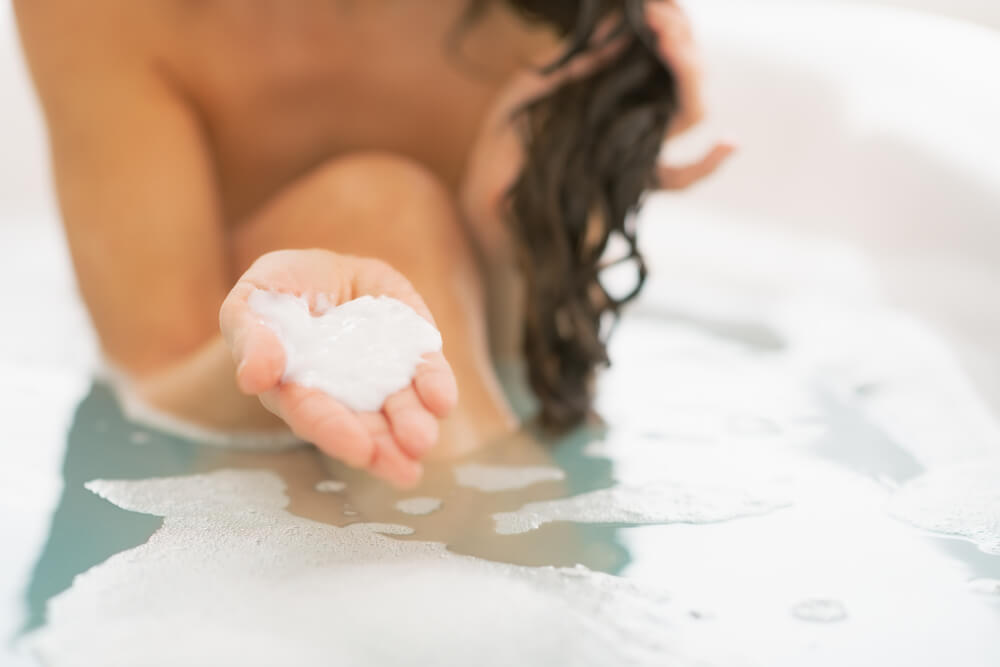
xmin=230 ymin=152 xmax=518 ymax=457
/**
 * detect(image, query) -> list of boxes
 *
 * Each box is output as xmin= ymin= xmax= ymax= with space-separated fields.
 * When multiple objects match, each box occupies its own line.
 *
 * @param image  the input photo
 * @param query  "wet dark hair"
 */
xmin=470 ymin=0 xmax=678 ymax=430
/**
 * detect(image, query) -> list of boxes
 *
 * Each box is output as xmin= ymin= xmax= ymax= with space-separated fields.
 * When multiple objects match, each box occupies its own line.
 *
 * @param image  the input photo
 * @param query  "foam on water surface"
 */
xmin=394 ymin=497 xmax=442 ymax=516
xmin=452 ymin=463 xmax=566 ymax=492
xmin=314 ymin=480 xmax=346 ymax=493
xmin=249 ymin=291 xmax=442 ymax=413
xmin=888 ymin=458 xmax=1000 ymax=555
xmin=28 ymin=469 xmax=736 ymax=667
xmin=493 ymin=479 xmax=793 ymax=535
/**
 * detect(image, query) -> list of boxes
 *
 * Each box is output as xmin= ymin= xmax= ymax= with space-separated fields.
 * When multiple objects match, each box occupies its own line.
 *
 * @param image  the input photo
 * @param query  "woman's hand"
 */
xmin=219 ymin=249 xmax=458 ymax=488
xmin=461 ymin=0 xmax=734 ymax=252
xmin=460 ymin=32 xmax=628 ymax=257
xmin=646 ymin=0 xmax=736 ymax=189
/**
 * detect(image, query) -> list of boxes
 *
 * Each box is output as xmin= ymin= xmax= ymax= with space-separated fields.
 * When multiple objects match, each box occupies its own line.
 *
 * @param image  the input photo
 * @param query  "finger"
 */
xmin=358 ymin=413 xmax=423 ymax=488
xmin=276 ymin=384 xmax=374 ymax=468
xmin=646 ymin=2 xmax=704 ymax=135
xmin=413 ymin=351 xmax=459 ymax=418
xmin=344 ymin=258 xmax=455 ymax=418
xmin=347 ymin=259 xmax=457 ymax=417
xmin=646 ymin=2 xmax=693 ymax=47
xmin=235 ymin=324 xmax=286 ymax=395
xmin=383 ymin=387 xmax=440 ymax=459
xmin=658 ymin=142 xmax=736 ymax=190
xmin=220 ymin=284 xmax=287 ymax=395
xmin=347 ymin=257 xmax=437 ymax=322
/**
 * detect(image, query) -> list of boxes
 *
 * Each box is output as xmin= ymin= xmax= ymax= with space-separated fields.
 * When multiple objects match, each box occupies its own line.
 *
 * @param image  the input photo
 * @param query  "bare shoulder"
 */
xmin=14 ymin=0 xmax=171 ymax=101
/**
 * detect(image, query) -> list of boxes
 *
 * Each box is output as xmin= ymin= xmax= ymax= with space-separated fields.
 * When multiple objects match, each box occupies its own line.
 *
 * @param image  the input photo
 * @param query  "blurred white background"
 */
xmin=815 ymin=0 xmax=1000 ymax=28
xmin=653 ymin=0 xmax=1000 ymax=411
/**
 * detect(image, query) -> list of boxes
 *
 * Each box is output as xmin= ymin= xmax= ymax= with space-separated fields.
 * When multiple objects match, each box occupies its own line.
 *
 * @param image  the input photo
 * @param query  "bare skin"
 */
xmin=15 ymin=0 xmax=732 ymax=487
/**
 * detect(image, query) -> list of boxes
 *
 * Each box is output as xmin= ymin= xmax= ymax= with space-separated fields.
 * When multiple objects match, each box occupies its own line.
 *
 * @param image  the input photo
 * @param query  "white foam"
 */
xmin=394 ymin=497 xmax=442 ymax=516
xmin=493 ymin=480 xmax=792 ymax=536
xmin=249 ymin=291 xmax=442 ymax=413
xmin=314 ymin=480 xmax=346 ymax=493
xmin=28 ymin=470 xmax=737 ymax=667
xmin=453 ymin=463 xmax=566 ymax=492
xmin=888 ymin=458 xmax=1000 ymax=555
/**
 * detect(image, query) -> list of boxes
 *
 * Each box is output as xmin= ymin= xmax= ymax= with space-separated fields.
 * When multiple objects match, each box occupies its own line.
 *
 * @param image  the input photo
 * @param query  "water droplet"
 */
xmin=315 ymin=480 xmax=346 ymax=493
xmin=129 ymin=431 xmax=152 ymax=445
xmin=791 ymin=599 xmax=848 ymax=623
xmin=395 ymin=497 xmax=442 ymax=516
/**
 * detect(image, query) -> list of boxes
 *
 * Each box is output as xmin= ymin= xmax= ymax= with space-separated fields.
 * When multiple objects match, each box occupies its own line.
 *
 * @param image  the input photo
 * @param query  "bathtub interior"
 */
xmin=1 ymin=1 xmax=999 ymax=666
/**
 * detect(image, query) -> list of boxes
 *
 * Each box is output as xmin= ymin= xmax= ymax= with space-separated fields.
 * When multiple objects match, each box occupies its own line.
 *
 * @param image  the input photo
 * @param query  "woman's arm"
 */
xmin=16 ymin=3 xmax=457 ymax=487
xmin=15 ymin=0 xmax=278 ymax=431
xmin=17 ymin=1 xmax=229 ymax=373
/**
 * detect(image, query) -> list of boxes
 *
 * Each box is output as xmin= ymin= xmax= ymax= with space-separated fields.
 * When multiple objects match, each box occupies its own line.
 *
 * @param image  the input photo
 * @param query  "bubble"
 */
xmin=394 ymin=497 xmax=442 ymax=516
xmin=790 ymin=599 xmax=848 ymax=623
xmin=314 ymin=480 xmax=346 ymax=493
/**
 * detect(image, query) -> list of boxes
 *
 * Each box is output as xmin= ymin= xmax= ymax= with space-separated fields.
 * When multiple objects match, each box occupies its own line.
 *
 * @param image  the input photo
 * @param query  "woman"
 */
xmin=15 ymin=0 xmax=733 ymax=487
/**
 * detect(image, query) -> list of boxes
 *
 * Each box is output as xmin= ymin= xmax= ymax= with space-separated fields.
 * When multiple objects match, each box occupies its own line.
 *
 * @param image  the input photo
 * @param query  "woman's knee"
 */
xmin=235 ymin=151 xmax=469 ymax=272
xmin=297 ymin=152 xmax=459 ymax=235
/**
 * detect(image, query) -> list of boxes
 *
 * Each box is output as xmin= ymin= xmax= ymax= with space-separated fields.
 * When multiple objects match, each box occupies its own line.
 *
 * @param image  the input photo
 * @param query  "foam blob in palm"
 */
xmin=249 ymin=290 xmax=442 ymax=412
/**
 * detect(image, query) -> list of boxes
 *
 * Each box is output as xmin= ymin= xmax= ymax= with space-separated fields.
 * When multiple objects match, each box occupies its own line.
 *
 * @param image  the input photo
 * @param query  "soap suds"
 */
xmin=493 ymin=480 xmax=792 ymax=536
xmin=888 ymin=458 xmax=1000 ymax=555
xmin=314 ymin=480 xmax=346 ymax=493
xmin=394 ymin=497 xmax=442 ymax=516
xmin=453 ymin=463 xmax=565 ymax=492
xmin=249 ymin=291 xmax=442 ymax=413
xmin=29 ymin=470 xmax=736 ymax=667
xmin=790 ymin=599 xmax=848 ymax=623
xmin=484 ymin=438 xmax=802 ymax=537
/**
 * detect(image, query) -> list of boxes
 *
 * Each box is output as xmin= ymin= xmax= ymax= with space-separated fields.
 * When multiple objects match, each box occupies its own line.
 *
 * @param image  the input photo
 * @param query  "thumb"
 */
xmin=220 ymin=283 xmax=287 ymax=395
